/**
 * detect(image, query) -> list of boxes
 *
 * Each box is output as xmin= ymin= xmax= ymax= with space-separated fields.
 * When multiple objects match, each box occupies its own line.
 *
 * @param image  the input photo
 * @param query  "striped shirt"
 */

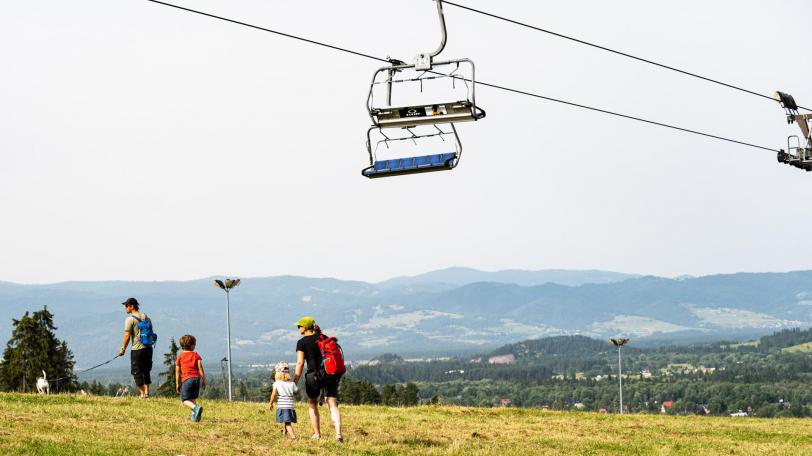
xmin=274 ymin=381 xmax=297 ymax=409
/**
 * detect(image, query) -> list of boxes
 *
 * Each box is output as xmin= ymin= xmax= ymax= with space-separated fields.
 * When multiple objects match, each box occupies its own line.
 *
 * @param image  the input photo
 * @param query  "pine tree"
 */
xmin=157 ymin=338 xmax=180 ymax=397
xmin=401 ymin=382 xmax=419 ymax=406
xmin=0 ymin=307 xmax=76 ymax=393
xmin=381 ymin=384 xmax=397 ymax=406
xmin=237 ymin=380 xmax=249 ymax=400
xmin=358 ymin=380 xmax=382 ymax=404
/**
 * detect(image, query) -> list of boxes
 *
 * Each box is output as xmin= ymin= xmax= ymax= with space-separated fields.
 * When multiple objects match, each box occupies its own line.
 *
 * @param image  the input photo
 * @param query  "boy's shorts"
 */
xmin=180 ymin=377 xmax=201 ymax=402
xmin=276 ymin=408 xmax=297 ymax=424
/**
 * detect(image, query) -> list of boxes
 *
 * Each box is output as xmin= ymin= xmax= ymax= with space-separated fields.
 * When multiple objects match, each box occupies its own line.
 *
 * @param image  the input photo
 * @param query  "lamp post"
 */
xmin=213 ymin=278 xmax=240 ymax=401
xmin=610 ymin=338 xmax=630 ymax=414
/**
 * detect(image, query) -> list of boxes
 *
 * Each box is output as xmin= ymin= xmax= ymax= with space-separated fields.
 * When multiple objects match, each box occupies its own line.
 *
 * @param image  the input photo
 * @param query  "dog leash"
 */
xmin=50 ymin=354 xmax=122 ymax=383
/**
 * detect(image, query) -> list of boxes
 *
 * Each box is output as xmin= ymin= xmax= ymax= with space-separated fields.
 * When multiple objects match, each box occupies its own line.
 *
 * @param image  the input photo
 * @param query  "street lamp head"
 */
xmin=610 ymin=338 xmax=630 ymax=347
xmin=225 ymin=278 xmax=241 ymax=290
xmin=213 ymin=279 xmax=226 ymax=290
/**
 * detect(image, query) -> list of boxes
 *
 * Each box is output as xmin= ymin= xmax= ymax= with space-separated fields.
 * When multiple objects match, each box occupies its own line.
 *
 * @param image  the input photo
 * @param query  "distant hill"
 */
xmin=752 ymin=327 xmax=812 ymax=351
xmin=1 ymin=270 xmax=811 ymax=369
xmin=378 ymin=267 xmax=640 ymax=288
xmin=489 ymin=335 xmax=611 ymax=360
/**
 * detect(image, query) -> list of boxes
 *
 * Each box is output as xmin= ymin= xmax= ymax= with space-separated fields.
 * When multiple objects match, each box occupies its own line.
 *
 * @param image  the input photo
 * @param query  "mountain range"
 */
xmin=1 ymin=267 xmax=811 ymax=370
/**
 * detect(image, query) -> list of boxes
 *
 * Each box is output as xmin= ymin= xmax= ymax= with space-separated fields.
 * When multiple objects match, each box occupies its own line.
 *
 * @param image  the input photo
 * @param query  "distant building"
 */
xmin=499 ymin=398 xmax=512 ymax=407
xmin=573 ymin=402 xmax=586 ymax=410
xmin=730 ymin=411 xmax=748 ymax=417
xmin=660 ymin=401 xmax=674 ymax=414
xmin=598 ymin=408 xmax=608 ymax=414
xmin=488 ymin=354 xmax=516 ymax=365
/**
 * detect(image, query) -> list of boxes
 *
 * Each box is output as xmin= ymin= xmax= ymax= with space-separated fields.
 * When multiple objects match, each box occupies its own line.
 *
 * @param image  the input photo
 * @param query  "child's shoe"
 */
xmin=194 ymin=405 xmax=203 ymax=422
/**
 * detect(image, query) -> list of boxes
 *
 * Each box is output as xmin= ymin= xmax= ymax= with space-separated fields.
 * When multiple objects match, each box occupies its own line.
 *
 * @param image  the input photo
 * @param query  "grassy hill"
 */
xmin=1 ymin=394 xmax=811 ymax=455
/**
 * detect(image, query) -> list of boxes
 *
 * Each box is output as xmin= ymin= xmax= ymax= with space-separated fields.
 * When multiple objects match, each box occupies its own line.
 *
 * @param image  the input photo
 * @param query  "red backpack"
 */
xmin=317 ymin=334 xmax=346 ymax=375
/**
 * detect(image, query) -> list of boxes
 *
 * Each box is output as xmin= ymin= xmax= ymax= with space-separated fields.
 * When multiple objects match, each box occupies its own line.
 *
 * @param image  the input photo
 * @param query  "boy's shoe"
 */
xmin=190 ymin=412 xmax=196 ymax=422
xmin=194 ymin=405 xmax=203 ymax=422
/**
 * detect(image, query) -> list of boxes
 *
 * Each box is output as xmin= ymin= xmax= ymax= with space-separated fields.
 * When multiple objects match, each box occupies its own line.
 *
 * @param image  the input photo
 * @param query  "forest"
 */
xmin=4 ymin=306 xmax=812 ymax=417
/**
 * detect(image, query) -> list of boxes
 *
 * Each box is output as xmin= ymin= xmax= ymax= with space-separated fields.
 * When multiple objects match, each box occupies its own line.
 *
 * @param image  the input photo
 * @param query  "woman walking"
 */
xmin=292 ymin=317 xmax=343 ymax=442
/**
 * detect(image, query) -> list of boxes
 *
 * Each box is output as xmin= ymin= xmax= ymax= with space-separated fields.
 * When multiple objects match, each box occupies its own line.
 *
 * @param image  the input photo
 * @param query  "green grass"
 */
xmin=1 ymin=393 xmax=811 ymax=455
xmin=783 ymin=342 xmax=812 ymax=353
xmin=726 ymin=340 xmax=760 ymax=349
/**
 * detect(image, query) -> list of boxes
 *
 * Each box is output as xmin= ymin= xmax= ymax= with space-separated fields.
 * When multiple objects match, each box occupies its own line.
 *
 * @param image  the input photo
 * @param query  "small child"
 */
xmin=176 ymin=334 xmax=206 ymax=422
xmin=269 ymin=362 xmax=298 ymax=438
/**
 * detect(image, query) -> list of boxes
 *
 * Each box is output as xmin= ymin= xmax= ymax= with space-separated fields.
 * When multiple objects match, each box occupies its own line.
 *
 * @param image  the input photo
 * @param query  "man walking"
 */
xmin=117 ymin=298 xmax=155 ymax=398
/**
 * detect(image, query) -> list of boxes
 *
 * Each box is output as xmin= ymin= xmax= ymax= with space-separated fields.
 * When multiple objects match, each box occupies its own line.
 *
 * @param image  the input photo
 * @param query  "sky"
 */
xmin=0 ymin=0 xmax=810 ymax=284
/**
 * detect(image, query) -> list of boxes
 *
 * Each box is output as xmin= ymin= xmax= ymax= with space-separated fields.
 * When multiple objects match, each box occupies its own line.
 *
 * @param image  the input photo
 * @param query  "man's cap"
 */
xmin=121 ymin=297 xmax=139 ymax=307
xmin=294 ymin=316 xmax=316 ymax=328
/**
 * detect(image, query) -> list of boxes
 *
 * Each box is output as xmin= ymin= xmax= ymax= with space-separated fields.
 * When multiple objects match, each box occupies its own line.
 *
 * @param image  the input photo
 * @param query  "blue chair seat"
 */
xmin=363 ymin=152 xmax=457 ymax=178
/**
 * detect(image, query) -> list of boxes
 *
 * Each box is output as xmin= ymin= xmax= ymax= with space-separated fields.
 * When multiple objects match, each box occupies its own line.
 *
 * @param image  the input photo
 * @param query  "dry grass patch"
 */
xmin=0 ymin=393 xmax=811 ymax=455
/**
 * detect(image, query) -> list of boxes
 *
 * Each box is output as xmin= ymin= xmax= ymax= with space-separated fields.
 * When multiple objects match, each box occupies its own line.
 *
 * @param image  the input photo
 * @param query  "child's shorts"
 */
xmin=276 ymin=408 xmax=297 ymax=424
xmin=180 ymin=378 xmax=201 ymax=402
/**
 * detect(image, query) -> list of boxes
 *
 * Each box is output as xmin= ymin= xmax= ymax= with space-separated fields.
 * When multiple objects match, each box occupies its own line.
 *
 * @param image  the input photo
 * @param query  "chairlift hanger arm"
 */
xmin=416 ymin=0 xmax=449 ymax=70
xmin=429 ymin=0 xmax=448 ymax=58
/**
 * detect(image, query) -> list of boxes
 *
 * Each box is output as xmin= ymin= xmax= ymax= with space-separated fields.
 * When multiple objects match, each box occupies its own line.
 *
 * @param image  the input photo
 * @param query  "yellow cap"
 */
xmin=294 ymin=316 xmax=316 ymax=328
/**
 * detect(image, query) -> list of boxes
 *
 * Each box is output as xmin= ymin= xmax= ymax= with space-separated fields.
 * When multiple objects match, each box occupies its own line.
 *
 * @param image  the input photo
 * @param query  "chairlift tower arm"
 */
xmin=791 ymin=113 xmax=812 ymax=146
xmin=774 ymin=91 xmax=812 ymax=169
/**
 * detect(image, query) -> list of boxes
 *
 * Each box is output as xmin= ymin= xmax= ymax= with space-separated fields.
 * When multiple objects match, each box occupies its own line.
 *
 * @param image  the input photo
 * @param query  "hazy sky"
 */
xmin=1 ymin=0 xmax=810 ymax=284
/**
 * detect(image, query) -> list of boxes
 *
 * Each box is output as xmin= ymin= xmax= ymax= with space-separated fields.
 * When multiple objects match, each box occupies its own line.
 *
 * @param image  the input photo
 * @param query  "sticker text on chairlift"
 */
xmin=399 ymin=107 xmax=427 ymax=118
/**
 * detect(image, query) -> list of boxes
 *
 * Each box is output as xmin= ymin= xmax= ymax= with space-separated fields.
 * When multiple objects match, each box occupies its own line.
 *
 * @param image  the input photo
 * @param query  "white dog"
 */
xmin=36 ymin=370 xmax=49 ymax=395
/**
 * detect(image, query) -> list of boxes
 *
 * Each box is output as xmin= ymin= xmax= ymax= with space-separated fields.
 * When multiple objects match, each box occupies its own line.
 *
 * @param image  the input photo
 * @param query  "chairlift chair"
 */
xmin=361 ymin=0 xmax=484 ymax=178
xmin=774 ymin=91 xmax=812 ymax=172
xmin=367 ymin=59 xmax=486 ymax=128
xmin=362 ymin=124 xmax=462 ymax=178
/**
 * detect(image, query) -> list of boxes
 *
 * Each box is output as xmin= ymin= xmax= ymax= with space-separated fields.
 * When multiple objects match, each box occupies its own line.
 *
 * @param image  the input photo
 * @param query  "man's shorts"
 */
xmin=305 ymin=370 xmax=342 ymax=399
xmin=181 ymin=377 xmax=201 ymax=402
xmin=130 ymin=347 xmax=153 ymax=387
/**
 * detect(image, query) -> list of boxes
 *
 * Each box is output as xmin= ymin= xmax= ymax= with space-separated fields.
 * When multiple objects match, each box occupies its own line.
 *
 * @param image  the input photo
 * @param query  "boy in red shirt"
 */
xmin=175 ymin=334 xmax=206 ymax=422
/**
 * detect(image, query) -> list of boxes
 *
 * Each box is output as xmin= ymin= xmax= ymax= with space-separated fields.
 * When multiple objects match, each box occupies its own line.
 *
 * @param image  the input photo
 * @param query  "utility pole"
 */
xmin=213 ymin=278 xmax=241 ymax=401
xmin=610 ymin=338 xmax=630 ymax=414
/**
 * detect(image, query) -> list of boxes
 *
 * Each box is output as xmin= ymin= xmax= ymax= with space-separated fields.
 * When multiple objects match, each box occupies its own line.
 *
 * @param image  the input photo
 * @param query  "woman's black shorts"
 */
xmin=305 ymin=370 xmax=342 ymax=399
xmin=130 ymin=347 xmax=153 ymax=387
